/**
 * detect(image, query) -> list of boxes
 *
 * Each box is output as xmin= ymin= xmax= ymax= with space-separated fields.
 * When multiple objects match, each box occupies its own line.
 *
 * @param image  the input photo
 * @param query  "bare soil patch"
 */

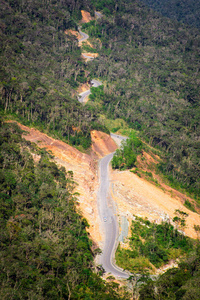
xmin=77 ymin=82 xmax=90 ymax=93
xmin=136 ymin=150 xmax=199 ymax=213
xmin=91 ymin=130 xmax=117 ymax=157
xmin=64 ymin=29 xmax=82 ymax=40
xmin=9 ymin=122 xmax=117 ymax=245
xmin=110 ymin=169 xmax=200 ymax=239
xmin=82 ymin=53 xmax=99 ymax=58
xmin=80 ymin=10 xmax=94 ymax=23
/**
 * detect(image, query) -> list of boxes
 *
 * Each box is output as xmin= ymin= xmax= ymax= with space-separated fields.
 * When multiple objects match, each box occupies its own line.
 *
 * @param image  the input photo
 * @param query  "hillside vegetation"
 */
xmin=140 ymin=0 xmax=200 ymax=28
xmin=0 ymin=120 xmax=130 ymax=299
xmin=116 ymin=216 xmax=193 ymax=273
xmin=84 ymin=0 xmax=200 ymax=200
xmin=1 ymin=0 xmax=200 ymax=297
xmin=139 ymin=245 xmax=200 ymax=300
xmin=0 ymin=0 xmax=108 ymax=150
xmin=1 ymin=0 xmax=199 ymax=198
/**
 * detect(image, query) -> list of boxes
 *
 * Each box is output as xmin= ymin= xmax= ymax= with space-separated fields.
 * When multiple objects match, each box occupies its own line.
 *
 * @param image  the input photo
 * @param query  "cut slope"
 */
xmin=64 ymin=29 xmax=82 ymax=40
xmin=91 ymin=130 xmax=117 ymax=157
xmin=80 ymin=10 xmax=94 ymax=23
xmin=111 ymin=169 xmax=200 ymax=239
xmin=9 ymin=122 xmax=116 ymax=245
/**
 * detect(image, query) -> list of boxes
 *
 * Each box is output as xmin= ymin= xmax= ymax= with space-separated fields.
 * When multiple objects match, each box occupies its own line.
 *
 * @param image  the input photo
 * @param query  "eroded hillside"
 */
xmin=11 ymin=122 xmax=200 ymax=245
xmin=111 ymin=169 xmax=200 ymax=239
xmin=13 ymin=122 xmax=117 ymax=244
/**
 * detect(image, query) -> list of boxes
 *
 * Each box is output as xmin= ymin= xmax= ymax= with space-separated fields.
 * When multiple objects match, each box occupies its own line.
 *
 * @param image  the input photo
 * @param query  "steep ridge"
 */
xmin=77 ymin=13 xmax=131 ymax=277
xmin=9 ymin=9 xmax=198 ymax=280
xmin=9 ymin=121 xmax=116 ymax=245
xmin=91 ymin=130 xmax=117 ymax=157
xmin=77 ymin=10 xmax=200 ymax=276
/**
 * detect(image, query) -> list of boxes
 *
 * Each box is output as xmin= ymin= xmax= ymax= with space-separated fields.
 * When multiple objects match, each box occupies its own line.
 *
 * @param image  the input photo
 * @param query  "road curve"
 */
xmin=78 ymin=18 xmax=128 ymax=276
xmin=78 ymin=79 xmax=102 ymax=103
xmin=82 ymin=53 xmax=95 ymax=60
xmin=78 ymin=27 xmax=89 ymax=42
xmin=95 ymin=11 xmax=103 ymax=19
xmin=78 ymin=23 xmax=102 ymax=103
xmin=110 ymin=133 xmax=127 ymax=146
xmin=98 ymin=151 xmax=129 ymax=279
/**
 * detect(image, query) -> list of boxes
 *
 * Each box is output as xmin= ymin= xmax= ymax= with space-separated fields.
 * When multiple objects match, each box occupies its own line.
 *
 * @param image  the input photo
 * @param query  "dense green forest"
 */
xmin=139 ymin=246 xmax=200 ymax=300
xmin=84 ymin=0 xmax=200 ymax=200
xmin=116 ymin=216 xmax=200 ymax=299
xmin=0 ymin=120 xmax=130 ymax=299
xmin=140 ymin=0 xmax=200 ymax=28
xmin=1 ymin=0 xmax=199 ymax=197
xmin=0 ymin=0 xmax=108 ymax=150
xmin=1 ymin=0 xmax=200 ymax=297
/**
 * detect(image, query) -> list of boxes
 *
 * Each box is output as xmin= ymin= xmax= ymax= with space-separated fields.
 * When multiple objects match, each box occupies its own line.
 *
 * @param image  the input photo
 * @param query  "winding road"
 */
xmin=78 ymin=19 xmax=129 ymax=278
xmin=78 ymin=79 xmax=102 ymax=103
xmin=78 ymin=22 xmax=102 ymax=103
xmin=78 ymin=27 xmax=89 ymax=43
xmin=98 ymin=151 xmax=129 ymax=278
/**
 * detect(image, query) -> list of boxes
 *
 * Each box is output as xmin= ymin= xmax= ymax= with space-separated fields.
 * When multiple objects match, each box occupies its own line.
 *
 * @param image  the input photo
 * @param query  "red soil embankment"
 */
xmin=91 ymin=130 xmax=118 ymax=157
xmin=9 ymin=122 xmax=116 ymax=245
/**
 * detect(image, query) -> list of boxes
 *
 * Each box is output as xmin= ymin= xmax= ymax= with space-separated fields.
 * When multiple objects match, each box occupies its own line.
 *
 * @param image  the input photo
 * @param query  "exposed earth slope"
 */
xmin=111 ymin=169 xmax=200 ymax=239
xmin=13 ymin=122 xmax=200 ymax=243
xmin=11 ymin=122 xmax=116 ymax=244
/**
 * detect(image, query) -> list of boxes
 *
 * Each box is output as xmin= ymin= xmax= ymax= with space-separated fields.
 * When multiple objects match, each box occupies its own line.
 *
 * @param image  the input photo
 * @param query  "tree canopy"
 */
xmin=0 ymin=120 xmax=129 ymax=299
xmin=84 ymin=0 xmax=200 ymax=199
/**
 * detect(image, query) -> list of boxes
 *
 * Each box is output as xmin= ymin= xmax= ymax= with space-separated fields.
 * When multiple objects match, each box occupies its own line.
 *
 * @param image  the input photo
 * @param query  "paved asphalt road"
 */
xmin=98 ymin=139 xmax=129 ymax=278
xmin=78 ymin=19 xmax=128 ymax=278
xmin=79 ymin=11 xmax=102 ymax=43
xmin=82 ymin=53 xmax=95 ymax=60
xmin=78 ymin=25 xmax=102 ymax=103
xmin=95 ymin=11 xmax=102 ymax=19
xmin=78 ymin=79 xmax=102 ymax=103
xmin=110 ymin=133 xmax=127 ymax=146
xmin=78 ymin=28 xmax=89 ymax=42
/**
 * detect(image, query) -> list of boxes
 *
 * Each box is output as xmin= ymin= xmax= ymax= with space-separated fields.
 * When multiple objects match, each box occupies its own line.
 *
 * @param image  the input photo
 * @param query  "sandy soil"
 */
xmin=83 ymin=53 xmax=99 ymax=57
xmin=91 ymin=130 xmax=117 ymax=157
xmin=110 ymin=169 xmax=200 ymax=239
xmin=136 ymin=150 xmax=198 ymax=212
